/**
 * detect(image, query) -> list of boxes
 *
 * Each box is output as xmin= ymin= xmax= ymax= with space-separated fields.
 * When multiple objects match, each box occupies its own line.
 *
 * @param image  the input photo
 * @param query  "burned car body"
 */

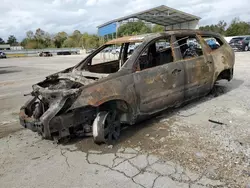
xmin=20 ymin=30 xmax=235 ymax=144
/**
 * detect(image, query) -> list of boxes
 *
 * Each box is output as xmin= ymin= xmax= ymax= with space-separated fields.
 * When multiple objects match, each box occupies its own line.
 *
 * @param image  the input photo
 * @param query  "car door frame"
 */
xmin=172 ymin=33 xmax=214 ymax=102
xmin=132 ymin=34 xmax=185 ymax=115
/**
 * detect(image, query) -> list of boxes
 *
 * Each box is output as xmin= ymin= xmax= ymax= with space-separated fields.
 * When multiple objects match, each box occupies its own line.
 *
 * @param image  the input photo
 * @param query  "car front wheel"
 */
xmin=92 ymin=111 xmax=121 ymax=144
xmin=244 ymin=45 xmax=249 ymax=51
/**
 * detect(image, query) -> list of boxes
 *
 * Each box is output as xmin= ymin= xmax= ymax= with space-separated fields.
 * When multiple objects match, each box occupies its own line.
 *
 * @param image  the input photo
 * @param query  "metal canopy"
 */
xmin=97 ymin=5 xmax=201 ymax=28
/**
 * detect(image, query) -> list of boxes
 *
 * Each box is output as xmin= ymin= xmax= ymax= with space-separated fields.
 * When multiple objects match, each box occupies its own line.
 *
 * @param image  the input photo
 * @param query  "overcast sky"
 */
xmin=0 ymin=0 xmax=249 ymax=41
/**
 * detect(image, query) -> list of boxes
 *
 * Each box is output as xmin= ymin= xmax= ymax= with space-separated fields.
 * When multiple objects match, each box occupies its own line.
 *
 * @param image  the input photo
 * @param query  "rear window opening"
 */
xmin=201 ymin=36 xmax=224 ymax=50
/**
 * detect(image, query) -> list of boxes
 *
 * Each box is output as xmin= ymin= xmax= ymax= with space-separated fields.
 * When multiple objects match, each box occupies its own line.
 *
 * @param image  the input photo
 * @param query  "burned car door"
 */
xmin=133 ymin=36 xmax=185 ymax=114
xmin=174 ymin=34 xmax=214 ymax=101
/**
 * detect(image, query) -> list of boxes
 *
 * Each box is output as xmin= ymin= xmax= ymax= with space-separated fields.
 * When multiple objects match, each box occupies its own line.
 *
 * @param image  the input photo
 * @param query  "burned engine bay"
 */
xmin=19 ymin=68 xmax=108 ymax=141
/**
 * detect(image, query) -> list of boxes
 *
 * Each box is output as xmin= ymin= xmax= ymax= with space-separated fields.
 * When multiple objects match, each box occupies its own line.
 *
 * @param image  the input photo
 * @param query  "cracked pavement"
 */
xmin=0 ymin=131 xmax=225 ymax=188
xmin=1 ymin=54 xmax=250 ymax=187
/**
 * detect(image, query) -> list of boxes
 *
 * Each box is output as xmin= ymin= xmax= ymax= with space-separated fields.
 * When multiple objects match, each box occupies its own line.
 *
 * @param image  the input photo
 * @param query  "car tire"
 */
xmin=244 ymin=45 xmax=249 ymax=51
xmin=92 ymin=110 xmax=121 ymax=144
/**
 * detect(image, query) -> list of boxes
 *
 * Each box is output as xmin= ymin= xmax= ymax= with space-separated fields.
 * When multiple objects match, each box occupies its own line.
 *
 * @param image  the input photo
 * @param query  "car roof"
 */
xmin=106 ymin=30 xmax=222 ymax=45
xmin=106 ymin=34 xmax=152 ymax=45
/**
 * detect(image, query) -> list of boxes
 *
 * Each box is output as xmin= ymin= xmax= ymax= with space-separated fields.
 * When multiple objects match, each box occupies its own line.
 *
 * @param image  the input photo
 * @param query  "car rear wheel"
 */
xmin=244 ymin=45 xmax=249 ymax=51
xmin=92 ymin=111 xmax=121 ymax=144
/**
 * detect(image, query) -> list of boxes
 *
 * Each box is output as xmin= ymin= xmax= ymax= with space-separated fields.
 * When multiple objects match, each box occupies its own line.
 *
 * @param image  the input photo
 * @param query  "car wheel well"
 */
xmin=98 ymin=100 xmax=132 ymax=124
xmin=216 ymin=69 xmax=233 ymax=81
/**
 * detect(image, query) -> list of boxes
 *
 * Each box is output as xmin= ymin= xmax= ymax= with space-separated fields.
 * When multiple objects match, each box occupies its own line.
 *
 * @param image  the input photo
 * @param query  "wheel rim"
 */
xmin=245 ymin=46 xmax=249 ymax=51
xmin=103 ymin=111 xmax=120 ymax=141
xmin=93 ymin=111 xmax=121 ymax=144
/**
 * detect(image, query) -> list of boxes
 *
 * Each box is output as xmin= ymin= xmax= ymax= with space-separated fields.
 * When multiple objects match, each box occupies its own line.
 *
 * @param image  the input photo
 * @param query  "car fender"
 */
xmin=69 ymin=76 xmax=138 ymax=114
xmin=211 ymin=44 xmax=235 ymax=84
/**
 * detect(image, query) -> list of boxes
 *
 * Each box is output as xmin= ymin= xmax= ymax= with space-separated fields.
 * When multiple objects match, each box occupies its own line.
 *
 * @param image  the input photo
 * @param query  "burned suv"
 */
xmin=20 ymin=30 xmax=235 ymax=144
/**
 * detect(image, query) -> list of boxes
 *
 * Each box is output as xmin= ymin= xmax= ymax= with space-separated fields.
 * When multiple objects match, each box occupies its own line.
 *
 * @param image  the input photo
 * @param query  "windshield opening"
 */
xmin=76 ymin=42 xmax=142 ymax=74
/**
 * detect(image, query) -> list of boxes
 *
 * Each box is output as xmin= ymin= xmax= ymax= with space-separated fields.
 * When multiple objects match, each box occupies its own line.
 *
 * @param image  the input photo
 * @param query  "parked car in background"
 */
xmin=111 ymin=47 xmax=121 ymax=54
xmin=39 ymin=52 xmax=53 ymax=57
xmin=229 ymin=36 xmax=250 ymax=51
xmin=128 ymin=43 xmax=142 ymax=55
xmin=128 ymin=45 xmax=136 ymax=54
xmin=57 ymin=51 xmax=71 ymax=55
xmin=19 ymin=30 xmax=234 ymax=144
xmin=102 ymin=47 xmax=113 ymax=53
xmin=156 ymin=41 xmax=170 ymax=51
xmin=0 ymin=52 xmax=7 ymax=58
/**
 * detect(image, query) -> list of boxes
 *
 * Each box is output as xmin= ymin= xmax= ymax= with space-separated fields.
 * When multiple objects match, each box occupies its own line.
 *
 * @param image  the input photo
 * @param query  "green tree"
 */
xmin=21 ymin=28 xmax=103 ymax=49
xmin=217 ymin=20 xmax=227 ymax=34
xmin=80 ymin=32 xmax=89 ymax=48
xmin=34 ymin=28 xmax=45 ymax=40
xmin=85 ymin=35 xmax=99 ymax=50
xmin=62 ymin=37 xmax=76 ymax=47
xmin=21 ymin=38 xmax=38 ymax=49
xmin=7 ymin=35 xmax=18 ymax=46
xmin=71 ymin=30 xmax=82 ymax=47
xmin=21 ymin=28 xmax=53 ymax=49
xmin=152 ymin=24 xmax=165 ymax=33
xmin=199 ymin=18 xmax=250 ymax=36
xmin=26 ymin=31 xmax=34 ymax=39
xmin=199 ymin=20 xmax=227 ymax=35
xmin=43 ymin=32 xmax=53 ymax=48
xmin=79 ymin=33 xmax=100 ymax=49
xmin=20 ymin=38 xmax=28 ymax=47
xmin=25 ymin=40 xmax=38 ymax=49
xmin=0 ymin=38 xmax=5 ymax=44
xmin=54 ymin=32 xmax=68 ymax=48
xmin=225 ymin=18 xmax=250 ymax=36
xmin=32 ymin=28 xmax=46 ymax=48
xmin=117 ymin=21 xmax=151 ymax=37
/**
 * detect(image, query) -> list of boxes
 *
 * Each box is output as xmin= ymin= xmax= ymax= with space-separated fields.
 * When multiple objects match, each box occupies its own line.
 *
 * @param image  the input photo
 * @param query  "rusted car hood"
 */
xmin=58 ymin=69 xmax=108 ymax=84
xmin=30 ymin=69 xmax=110 ymax=109
xmin=34 ymin=68 xmax=109 ymax=92
xmin=47 ymin=69 xmax=108 ymax=85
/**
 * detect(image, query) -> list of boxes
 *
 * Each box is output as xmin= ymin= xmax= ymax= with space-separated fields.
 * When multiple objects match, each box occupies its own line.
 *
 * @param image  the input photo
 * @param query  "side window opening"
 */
xmin=137 ymin=37 xmax=173 ymax=71
xmin=176 ymin=36 xmax=203 ymax=59
xmin=85 ymin=44 xmax=121 ymax=74
xmin=128 ymin=43 xmax=141 ymax=55
xmin=202 ymin=36 xmax=224 ymax=50
xmin=126 ymin=42 xmax=141 ymax=58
